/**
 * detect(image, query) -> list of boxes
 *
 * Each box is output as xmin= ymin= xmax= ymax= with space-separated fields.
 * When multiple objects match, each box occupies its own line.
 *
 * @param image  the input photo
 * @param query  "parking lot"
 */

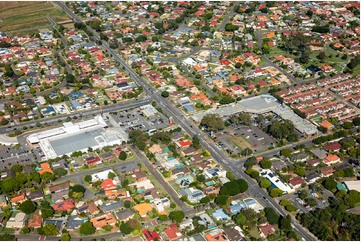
xmin=0 ymin=145 xmax=34 ymax=171
xmin=108 ymin=105 xmax=169 ymax=133
xmin=215 ymin=125 xmax=276 ymax=155
xmin=285 ymin=190 xmax=329 ymax=213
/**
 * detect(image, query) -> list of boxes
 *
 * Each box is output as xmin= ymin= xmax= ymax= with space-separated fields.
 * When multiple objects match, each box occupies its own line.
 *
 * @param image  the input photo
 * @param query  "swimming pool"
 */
xmin=205 ymin=181 xmax=214 ymax=187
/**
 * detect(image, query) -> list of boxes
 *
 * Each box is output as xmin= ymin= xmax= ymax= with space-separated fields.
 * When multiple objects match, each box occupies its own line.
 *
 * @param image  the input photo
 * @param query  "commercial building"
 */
xmin=192 ymin=95 xmax=318 ymax=137
xmin=27 ymin=115 xmax=128 ymax=159
xmin=260 ymin=169 xmax=294 ymax=194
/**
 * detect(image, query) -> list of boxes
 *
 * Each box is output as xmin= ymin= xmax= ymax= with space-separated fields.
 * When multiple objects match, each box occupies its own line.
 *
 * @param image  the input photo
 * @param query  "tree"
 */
xmin=169 ymin=211 xmax=185 ymax=223
xmin=19 ymin=199 xmax=36 ymax=214
xmin=233 ymin=213 xmax=246 ymax=226
xmin=54 ymin=168 xmax=67 ymax=177
xmin=161 ymin=91 xmax=169 ymax=98
xmin=196 ymin=174 xmax=206 ymax=182
xmin=226 ymin=171 xmax=235 ymax=181
xmin=119 ymin=151 xmax=127 ymax=160
xmin=241 ymin=148 xmax=253 ymax=156
xmin=119 ymin=222 xmax=133 ymax=234
xmin=215 ymin=194 xmax=230 ymax=206
xmin=280 ymin=148 xmax=293 ymax=158
xmin=135 ymin=35 xmax=147 ymax=42
xmin=61 ymin=233 xmax=71 ymax=241
xmin=200 ymin=114 xmax=225 ymax=131
xmin=41 ymin=224 xmax=59 ymax=236
xmin=294 ymin=166 xmax=306 ymax=177
xmin=65 ymin=74 xmax=76 ymax=83
xmin=79 ymin=221 xmax=96 ymax=235
xmin=200 ymin=196 xmax=210 ymax=204
xmin=305 ymin=197 xmax=318 ymax=207
xmin=219 ymin=179 xmax=248 ymax=196
xmin=84 ymin=175 xmax=92 ymax=183
xmin=11 ymin=164 xmax=23 ymax=173
xmin=299 ymin=190 xmax=309 ymax=200
xmin=343 ymin=122 xmax=354 ymax=129
xmin=159 ymin=214 xmax=168 ymax=221
xmin=259 ymin=178 xmax=271 ymax=188
xmin=260 ymin=159 xmax=272 ymax=169
xmin=279 ymin=215 xmax=292 ymax=232
xmin=269 ymin=187 xmax=283 ymax=197
xmin=40 ymin=201 xmax=54 ymax=219
xmin=323 ymin=178 xmax=337 ymax=191
xmin=264 ymin=207 xmax=279 ymax=224
xmin=0 ymin=234 xmax=16 ymax=241
xmin=123 ymin=200 xmax=132 ymax=208
xmin=192 ymin=135 xmax=200 ymax=149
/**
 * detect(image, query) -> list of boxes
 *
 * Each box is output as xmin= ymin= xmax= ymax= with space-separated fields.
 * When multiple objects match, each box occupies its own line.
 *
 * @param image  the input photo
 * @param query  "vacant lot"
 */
xmin=0 ymin=2 xmax=70 ymax=33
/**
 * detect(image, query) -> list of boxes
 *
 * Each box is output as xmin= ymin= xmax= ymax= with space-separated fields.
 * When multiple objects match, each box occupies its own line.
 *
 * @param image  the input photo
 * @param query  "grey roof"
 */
xmin=45 ymin=217 xmax=67 ymax=229
xmin=66 ymin=216 xmax=87 ymax=230
xmin=116 ymin=210 xmax=134 ymax=221
xmin=100 ymin=201 xmax=123 ymax=212
xmin=0 ymin=194 xmax=7 ymax=203
xmin=116 ymin=162 xmax=139 ymax=173
xmin=192 ymin=95 xmax=318 ymax=136
xmin=28 ymin=190 xmax=43 ymax=200
xmin=310 ymin=148 xmax=327 ymax=159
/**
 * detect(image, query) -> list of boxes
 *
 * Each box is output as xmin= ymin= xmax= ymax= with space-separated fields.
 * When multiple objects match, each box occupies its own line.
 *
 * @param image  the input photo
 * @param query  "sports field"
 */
xmin=0 ymin=2 xmax=70 ymax=33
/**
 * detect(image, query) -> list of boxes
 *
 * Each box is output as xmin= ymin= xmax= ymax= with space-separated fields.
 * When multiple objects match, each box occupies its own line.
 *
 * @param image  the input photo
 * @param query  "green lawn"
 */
xmin=231 ymin=135 xmax=253 ymax=150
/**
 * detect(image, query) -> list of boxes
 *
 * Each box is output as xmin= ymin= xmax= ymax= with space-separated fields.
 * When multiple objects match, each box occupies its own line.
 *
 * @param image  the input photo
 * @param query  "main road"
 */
xmin=56 ymin=2 xmax=317 ymax=240
xmin=0 ymin=96 xmax=151 ymax=135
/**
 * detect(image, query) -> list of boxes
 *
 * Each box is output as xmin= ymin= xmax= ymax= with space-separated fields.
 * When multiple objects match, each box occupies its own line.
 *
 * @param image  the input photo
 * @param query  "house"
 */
xmin=6 ymin=212 xmax=26 ymax=229
xmin=101 ymin=179 xmax=117 ymax=190
xmin=133 ymin=171 xmax=147 ymax=181
xmin=204 ymin=229 xmax=229 ymax=241
xmin=10 ymin=194 xmax=26 ymax=205
xmin=179 ymin=188 xmax=205 ymax=203
xmin=85 ymin=156 xmax=101 ymax=165
xmin=306 ymin=159 xmax=321 ymax=167
xmin=212 ymin=209 xmax=231 ymax=221
xmin=149 ymin=144 xmax=163 ymax=154
xmin=0 ymin=195 xmax=8 ymax=210
xmin=320 ymin=167 xmax=335 ymax=177
xmin=44 ymin=217 xmax=67 ymax=229
xmin=116 ymin=210 xmax=134 ymax=222
xmin=142 ymin=230 xmax=161 ymax=241
xmin=229 ymin=199 xmax=258 ymax=215
xmin=291 ymin=152 xmax=309 ymax=162
xmin=324 ymin=142 xmax=341 ymax=152
xmin=164 ymin=224 xmax=182 ymax=240
xmin=38 ymin=162 xmax=53 ymax=175
xmin=182 ymin=147 xmax=197 ymax=156
xmin=66 ymin=216 xmax=87 ymax=231
xmin=91 ymin=213 xmax=117 ymax=230
xmin=319 ymin=120 xmax=333 ymax=130
xmin=153 ymin=198 xmax=170 ymax=213
xmin=176 ymin=140 xmax=192 ymax=148
xmin=224 ymin=226 xmax=244 ymax=241
xmin=134 ymin=203 xmax=153 ymax=217
xmin=289 ymin=176 xmax=306 ymax=189
xmin=52 ymin=198 xmax=75 ymax=211
xmin=27 ymin=190 xmax=44 ymax=202
xmin=310 ymin=148 xmax=327 ymax=159
xmin=194 ymin=213 xmax=214 ymax=227
xmin=259 ymin=224 xmax=275 ymax=238
xmin=48 ymin=181 xmax=70 ymax=194
xmin=324 ymin=154 xmax=341 ymax=165
xmin=77 ymin=202 xmax=100 ymax=215
xmin=28 ymin=214 xmax=42 ymax=228
xmin=305 ymin=172 xmax=321 ymax=184
xmin=100 ymin=201 xmax=123 ymax=213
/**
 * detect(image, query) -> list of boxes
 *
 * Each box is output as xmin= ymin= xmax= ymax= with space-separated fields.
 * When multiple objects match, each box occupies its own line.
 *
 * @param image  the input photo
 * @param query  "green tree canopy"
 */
xmin=79 ymin=221 xmax=96 ymax=235
xmin=169 ymin=211 xmax=185 ymax=223
xmin=200 ymin=114 xmax=225 ymax=131
xmin=19 ymin=199 xmax=36 ymax=214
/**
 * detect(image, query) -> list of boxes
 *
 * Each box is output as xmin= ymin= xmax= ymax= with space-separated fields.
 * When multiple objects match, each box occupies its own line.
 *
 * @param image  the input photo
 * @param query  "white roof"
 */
xmin=344 ymin=181 xmax=360 ymax=192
